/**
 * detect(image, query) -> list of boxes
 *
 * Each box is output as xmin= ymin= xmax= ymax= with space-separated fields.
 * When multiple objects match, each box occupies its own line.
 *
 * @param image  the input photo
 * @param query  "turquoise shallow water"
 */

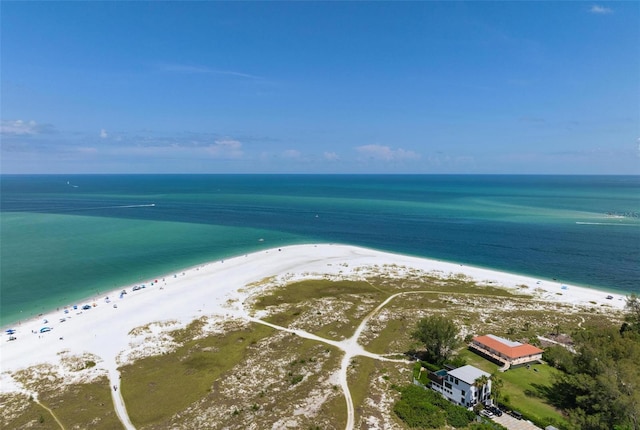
xmin=1 ymin=174 xmax=639 ymax=326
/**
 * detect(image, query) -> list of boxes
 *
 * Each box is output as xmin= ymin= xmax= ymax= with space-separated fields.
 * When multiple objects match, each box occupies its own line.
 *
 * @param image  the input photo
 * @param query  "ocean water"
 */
xmin=1 ymin=174 xmax=639 ymax=326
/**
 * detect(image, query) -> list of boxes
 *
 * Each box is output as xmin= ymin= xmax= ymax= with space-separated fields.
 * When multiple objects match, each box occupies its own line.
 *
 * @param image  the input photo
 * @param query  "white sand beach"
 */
xmin=0 ymin=243 xmax=628 ymax=426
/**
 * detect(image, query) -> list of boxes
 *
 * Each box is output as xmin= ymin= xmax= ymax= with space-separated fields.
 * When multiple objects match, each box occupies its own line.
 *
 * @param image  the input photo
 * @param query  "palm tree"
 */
xmin=490 ymin=373 xmax=503 ymax=405
xmin=473 ymin=375 xmax=490 ymax=403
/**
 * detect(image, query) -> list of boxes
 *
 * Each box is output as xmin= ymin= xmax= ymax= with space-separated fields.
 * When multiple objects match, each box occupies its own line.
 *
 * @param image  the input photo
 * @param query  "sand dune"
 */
xmin=1 ymin=244 xmax=627 ymax=424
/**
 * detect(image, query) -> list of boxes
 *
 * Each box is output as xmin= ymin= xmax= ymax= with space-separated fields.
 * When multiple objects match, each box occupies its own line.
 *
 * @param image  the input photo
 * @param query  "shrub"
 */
xmin=445 ymin=405 xmax=475 ymax=427
xmin=290 ymin=375 xmax=303 ymax=385
xmin=394 ymin=399 xmax=444 ymax=428
xmin=543 ymin=345 xmax=575 ymax=372
xmin=445 ymin=355 xmax=467 ymax=368
xmin=393 ymin=385 xmax=446 ymax=428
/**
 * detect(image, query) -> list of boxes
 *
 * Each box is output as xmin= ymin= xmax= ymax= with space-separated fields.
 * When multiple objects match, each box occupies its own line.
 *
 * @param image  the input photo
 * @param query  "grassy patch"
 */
xmin=254 ymin=279 xmax=387 ymax=309
xmin=458 ymin=350 xmax=568 ymax=428
xmin=499 ymin=365 xmax=569 ymax=428
xmin=169 ymin=316 xmax=208 ymax=343
xmin=37 ymin=376 xmax=121 ymax=429
xmin=457 ymin=350 xmax=500 ymax=374
xmin=347 ymin=356 xmax=382 ymax=424
xmin=256 ymin=279 xmax=389 ymax=341
xmin=365 ymin=318 xmax=413 ymax=355
xmin=6 ymin=368 xmax=119 ymax=429
xmin=120 ymin=322 xmax=274 ymax=427
xmin=45 ymin=378 xmax=120 ymax=429
xmin=313 ymin=317 xmax=361 ymax=341
xmin=319 ymin=388 xmax=348 ymax=430
xmin=1 ymin=392 xmax=63 ymax=430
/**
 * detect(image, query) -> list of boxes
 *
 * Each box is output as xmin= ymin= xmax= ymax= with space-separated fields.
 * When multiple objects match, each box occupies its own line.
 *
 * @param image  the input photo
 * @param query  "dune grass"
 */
xmin=254 ymin=279 xmax=389 ymax=309
xmin=1 ymin=392 xmax=63 ymax=430
xmin=41 ymin=376 xmax=122 ymax=429
xmin=6 ymin=269 xmax=622 ymax=429
xmin=120 ymin=322 xmax=275 ymax=428
xmin=2 ymin=376 xmax=121 ymax=429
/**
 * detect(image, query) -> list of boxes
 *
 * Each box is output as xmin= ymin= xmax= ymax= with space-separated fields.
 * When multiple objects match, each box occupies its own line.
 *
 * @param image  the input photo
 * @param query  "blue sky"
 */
xmin=1 ymin=1 xmax=638 ymax=174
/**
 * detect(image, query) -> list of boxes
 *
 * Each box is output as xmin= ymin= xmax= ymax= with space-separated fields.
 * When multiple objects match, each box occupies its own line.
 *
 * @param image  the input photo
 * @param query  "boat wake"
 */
xmin=576 ymin=221 xmax=635 ymax=226
xmin=109 ymin=204 xmax=156 ymax=209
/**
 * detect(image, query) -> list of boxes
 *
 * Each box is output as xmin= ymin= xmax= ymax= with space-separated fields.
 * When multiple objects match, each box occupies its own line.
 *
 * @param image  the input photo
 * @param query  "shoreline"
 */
xmin=1 ymin=243 xmax=632 ymax=330
xmin=1 ymin=243 xmax=628 ymax=395
xmin=1 ymin=243 xmax=629 ymax=333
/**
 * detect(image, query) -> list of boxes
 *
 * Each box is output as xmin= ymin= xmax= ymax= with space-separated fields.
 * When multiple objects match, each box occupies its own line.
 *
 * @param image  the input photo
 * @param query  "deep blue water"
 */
xmin=1 ymin=174 xmax=639 ymax=326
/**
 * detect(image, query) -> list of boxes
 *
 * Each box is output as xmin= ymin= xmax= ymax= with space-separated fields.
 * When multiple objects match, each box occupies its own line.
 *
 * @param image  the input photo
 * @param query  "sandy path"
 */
xmin=108 ymin=368 xmax=135 ymax=430
xmin=1 ymin=244 xmax=626 ymax=429
xmin=249 ymin=291 xmax=409 ymax=430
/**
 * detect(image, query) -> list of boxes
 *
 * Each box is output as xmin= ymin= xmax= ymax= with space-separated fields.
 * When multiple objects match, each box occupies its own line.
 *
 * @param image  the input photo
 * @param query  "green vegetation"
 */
xmin=6 ymin=272 xmax=635 ymax=429
xmin=41 ymin=377 xmax=122 ymax=429
xmin=499 ymin=365 xmax=568 ymax=429
xmin=545 ymin=315 xmax=640 ymax=429
xmin=120 ymin=322 xmax=274 ymax=427
xmin=621 ymin=293 xmax=640 ymax=333
xmin=1 ymin=393 xmax=58 ymax=430
xmin=393 ymin=384 xmax=476 ymax=428
xmin=254 ymin=279 xmax=388 ymax=309
xmin=0 ymin=377 xmax=121 ymax=429
xmin=457 ymin=349 xmax=568 ymax=428
xmin=347 ymin=356 xmax=378 ymax=422
xmin=411 ymin=315 xmax=460 ymax=364
xmin=254 ymin=279 xmax=389 ymax=340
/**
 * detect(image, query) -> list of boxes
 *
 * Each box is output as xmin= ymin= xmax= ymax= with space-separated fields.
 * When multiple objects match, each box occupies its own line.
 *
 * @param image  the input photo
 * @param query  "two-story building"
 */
xmin=428 ymin=364 xmax=491 ymax=408
xmin=470 ymin=334 xmax=543 ymax=368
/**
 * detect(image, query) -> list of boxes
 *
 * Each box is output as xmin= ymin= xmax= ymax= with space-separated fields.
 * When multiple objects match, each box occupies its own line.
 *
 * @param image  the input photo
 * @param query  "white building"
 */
xmin=428 ymin=365 xmax=491 ymax=408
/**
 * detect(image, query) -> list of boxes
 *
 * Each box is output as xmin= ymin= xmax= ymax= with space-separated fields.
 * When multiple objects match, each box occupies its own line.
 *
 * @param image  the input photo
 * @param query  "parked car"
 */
xmin=511 ymin=410 xmax=523 ymax=420
xmin=489 ymin=406 xmax=502 ymax=416
xmin=480 ymin=409 xmax=494 ymax=418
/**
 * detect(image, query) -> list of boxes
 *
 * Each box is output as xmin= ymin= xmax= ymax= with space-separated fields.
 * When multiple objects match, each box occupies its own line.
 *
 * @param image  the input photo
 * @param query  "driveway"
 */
xmin=492 ymin=413 xmax=542 ymax=430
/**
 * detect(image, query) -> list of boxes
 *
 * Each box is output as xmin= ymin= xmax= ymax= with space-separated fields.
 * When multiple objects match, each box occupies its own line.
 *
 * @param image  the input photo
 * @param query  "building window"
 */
xmin=461 ymin=390 xmax=465 ymax=396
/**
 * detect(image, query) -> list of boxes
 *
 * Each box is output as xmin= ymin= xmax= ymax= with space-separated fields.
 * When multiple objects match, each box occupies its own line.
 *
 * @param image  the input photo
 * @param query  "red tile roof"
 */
xmin=473 ymin=335 xmax=543 ymax=359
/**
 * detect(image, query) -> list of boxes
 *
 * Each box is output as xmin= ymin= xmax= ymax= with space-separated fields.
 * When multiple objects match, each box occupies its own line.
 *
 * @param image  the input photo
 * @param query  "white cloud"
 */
xmin=324 ymin=151 xmax=339 ymax=161
xmin=0 ymin=119 xmax=54 ymax=135
xmin=281 ymin=149 xmax=302 ymax=159
xmin=356 ymin=144 xmax=420 ymax=161
xmin=589 ymin=5 xmax=613 ymax=14
xmin=100 ymin=129 xmax=108 ymax=139
xmin=207 ymin=138 xmax=243 ymax=158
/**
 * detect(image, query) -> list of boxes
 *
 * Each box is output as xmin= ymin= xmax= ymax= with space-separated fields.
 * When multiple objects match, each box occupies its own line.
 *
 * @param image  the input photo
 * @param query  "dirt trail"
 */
xmin=34 ymin=394 xmax=66 ymax=429
xmin=109 ymin=289 xmax=519 ymax=429
xmin=249 ymin=291 xmax=410 ymax=430
xmin=109 ymin=368 xmax=135 ymax=430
